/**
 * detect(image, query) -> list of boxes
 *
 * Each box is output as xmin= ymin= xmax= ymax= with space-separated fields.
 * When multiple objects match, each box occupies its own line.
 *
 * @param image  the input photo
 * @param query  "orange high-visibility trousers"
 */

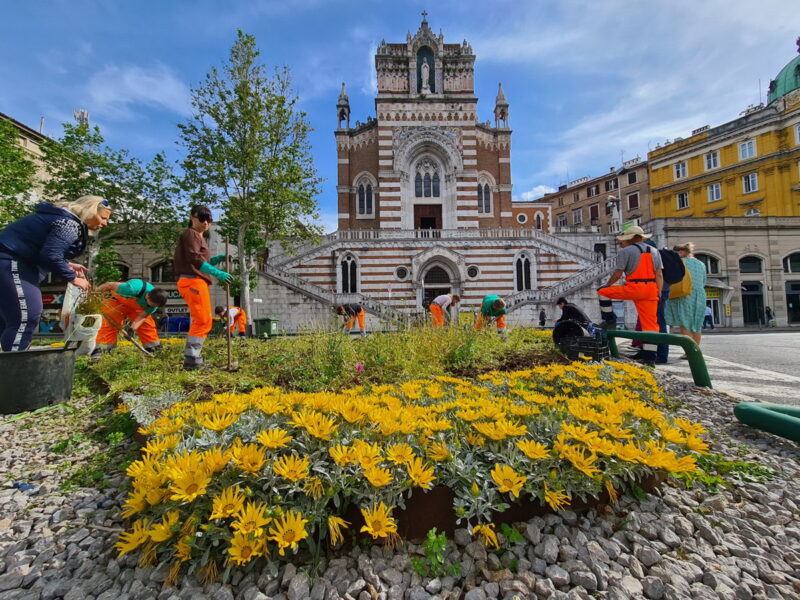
xmin=429 ymin=304 xmax=445 ymax=328
xmin=345 ymin=308 xmax=366 ymax=331
xmin=597 ymin=282 xmax=659 ymax=333
xmin=177 ymin=276 xmax=213 ymax=338
xmin=474 ymin=313 xmax=506 ymax=331
xmin=97 ymin=293 xmax=159 ymax=345
xmin=229 ymin=308 xmax=247 ymax=333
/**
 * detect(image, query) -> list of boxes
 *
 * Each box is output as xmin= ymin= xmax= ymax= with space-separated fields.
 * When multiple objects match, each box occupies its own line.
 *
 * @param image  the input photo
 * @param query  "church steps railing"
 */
xmin=271 ymin=228 xmax=600 ymax=268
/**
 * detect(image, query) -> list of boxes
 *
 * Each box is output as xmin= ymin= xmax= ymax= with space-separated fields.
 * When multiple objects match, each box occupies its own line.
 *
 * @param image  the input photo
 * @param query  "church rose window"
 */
xmin=395 ymin=266 xmax=409 ymax=280
xmin=467 ymin=265 xmax=479 ymax=279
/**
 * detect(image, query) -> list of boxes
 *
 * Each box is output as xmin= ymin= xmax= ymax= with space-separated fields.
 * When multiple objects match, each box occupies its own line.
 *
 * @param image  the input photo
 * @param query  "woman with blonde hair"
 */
xmin=0 ymin=195 xmax=111 ymax=351
xmin=665 ymin=241 xmax=707 ymax=354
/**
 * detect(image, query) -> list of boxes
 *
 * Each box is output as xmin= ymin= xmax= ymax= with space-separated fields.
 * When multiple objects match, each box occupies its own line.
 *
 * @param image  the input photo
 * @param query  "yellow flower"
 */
xmin=148 ymin=510 xmax=180 ymax=542
xmin=490 ymin=464 xmax=527 ymax=498
xmin=201 ymin=446 xmax=230 ymax=474
xmin=116 ymin=518 xmax=151 ymax=556
xmin=228 ymin=532 xmax=265 ymax=566
xmin=560 ymin=445 xmax=601 ymax=479
xmin=327 ymin=516 xmax=349 ymax=546
xmin=470 ymin=481 xmax=481 ymax=497
xmin=360 ymin=502 xmax=398 ymax=539
xmin=121 ymin=489 xmax=148 ymax=518
xmin=516 ymin=440 xmax=550 ymax=460
xmin=256 ymin=428 xmax=293 ymax=449
xmin=168 ymin=470 xmax=211 ymax=503
xmin=364 ymin=465 xmax=393 ymax=487
xmin=465 ymin=432 xmax=486 ymax=447
xmin=426 ymin=441 xmax=452 ymax=462
xmin=230 ymin=443 xmax=267 ymax=475
xmin=175 ymin=535 xmax=192 ymax=562
xmin=195 ymin=410 xmax=239 ymax=431
xmin=660 ymin=426 xmax=686 ymax=444
xmin=386 ymin=443 xmax=415 ymax=465
xmin=406 ymin=457 xmax=436 ymax=490
xmin=543 ymin=485 xmax=571 ymax=511
xmin=353 ymin=441 xmax=382 ymax=469
xmin=329 ymin=444 xmax=356 ymax=466
xmin=232 ymin=501 xmax=271 ymax=536
xmin=209 ymin=486 xmax=246 ymax=520
xmin=272 ymin=454 xmax=310 ymax=482
xmin=268 ymin=510 xmax=309 ymax=556
xmin=684 ymin=435 xmax=709 ymax=453
xmin=473 ymin=523 xmax=499 ymax=549
xmin=142 ymin=434 xmax=181 ymax=458
xmin=304 ymin=477 xmax=325 ymax=500
xmin=290 ymin=410 xmax=338 ymax=440
xmin=604 ymin=479 xmax=619 ymax=504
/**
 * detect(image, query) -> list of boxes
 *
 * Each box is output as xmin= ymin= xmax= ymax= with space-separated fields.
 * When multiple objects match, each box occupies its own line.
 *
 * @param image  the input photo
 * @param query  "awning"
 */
xmin=706 ymin=277 xmax=734 ymax=290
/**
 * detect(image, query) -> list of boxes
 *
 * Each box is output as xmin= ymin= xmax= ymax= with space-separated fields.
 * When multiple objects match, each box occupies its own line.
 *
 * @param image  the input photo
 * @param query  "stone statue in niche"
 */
xmin=421 ymin=57 xmax=431 ymax=93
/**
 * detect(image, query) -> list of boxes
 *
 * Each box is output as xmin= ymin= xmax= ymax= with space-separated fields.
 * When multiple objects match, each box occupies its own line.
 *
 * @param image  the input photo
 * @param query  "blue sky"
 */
xmin=3 ymin=0 xmax=799 ymax=232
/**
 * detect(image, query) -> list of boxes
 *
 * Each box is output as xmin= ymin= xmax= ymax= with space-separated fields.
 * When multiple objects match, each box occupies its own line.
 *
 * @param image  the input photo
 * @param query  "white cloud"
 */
xmin=315 ymin=209 xmax=340 ymax=234
xmin=517 ymin=185 xmax=556 ymax=202
xmin=86 ymin=63 xmax=191 ymax=121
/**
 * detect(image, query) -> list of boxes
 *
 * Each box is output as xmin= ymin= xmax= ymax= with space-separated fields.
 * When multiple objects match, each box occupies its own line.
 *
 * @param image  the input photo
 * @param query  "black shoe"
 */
xmin=598 ymin=320 xmax=617 ymax=331
xmin=625 ymin=351 xmax=645 ymax=359
xmin=655 ymin=358 xmax=668 ymax=364
xmin=632 ymin=357 xmax=656 ymax=367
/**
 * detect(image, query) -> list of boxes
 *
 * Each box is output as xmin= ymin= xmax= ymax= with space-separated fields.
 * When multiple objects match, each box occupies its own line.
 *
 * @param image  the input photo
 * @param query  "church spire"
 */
xmin=336 ymin=82 xmax=350 ymax=130
xmin=494 ymin=83 xmax=509 ymax=128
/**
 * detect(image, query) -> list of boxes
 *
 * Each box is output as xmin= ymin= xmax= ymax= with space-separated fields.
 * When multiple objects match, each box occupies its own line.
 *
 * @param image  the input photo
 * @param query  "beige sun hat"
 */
xmin=616 ymin=225 xmax=652 ymax=242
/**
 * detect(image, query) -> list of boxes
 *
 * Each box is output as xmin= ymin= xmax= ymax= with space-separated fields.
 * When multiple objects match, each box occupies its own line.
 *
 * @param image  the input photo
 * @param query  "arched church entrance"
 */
xmin=422 ymin=265 xmax=451 ymax=309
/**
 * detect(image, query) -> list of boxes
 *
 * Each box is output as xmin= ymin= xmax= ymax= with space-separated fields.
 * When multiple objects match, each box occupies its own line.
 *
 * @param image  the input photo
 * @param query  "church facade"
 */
xmin=219 ymin=16 xmax=615 ymax=332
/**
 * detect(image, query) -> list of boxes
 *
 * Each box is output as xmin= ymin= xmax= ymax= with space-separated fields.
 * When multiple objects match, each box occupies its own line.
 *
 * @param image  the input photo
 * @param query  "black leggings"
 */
xmin=0 ymin=258 xmax=42 ymax=351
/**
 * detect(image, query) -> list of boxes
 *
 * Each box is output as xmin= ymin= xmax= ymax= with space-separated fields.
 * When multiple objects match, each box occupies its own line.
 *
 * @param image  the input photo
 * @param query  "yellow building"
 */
xmin=648 ymin=47 xmax=800 ymax=219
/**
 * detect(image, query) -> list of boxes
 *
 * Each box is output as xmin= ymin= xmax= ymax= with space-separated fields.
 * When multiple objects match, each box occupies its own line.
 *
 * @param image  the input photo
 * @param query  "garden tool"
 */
xmin=222 ymin=239 xmax=239 ymax=372
xmin=98 ymin=306 xmax=154 ymax=358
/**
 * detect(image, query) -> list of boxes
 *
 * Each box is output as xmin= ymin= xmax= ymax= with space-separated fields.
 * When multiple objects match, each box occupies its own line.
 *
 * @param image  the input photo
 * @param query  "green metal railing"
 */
xmin=605 ymin=330 xmax=712 ymax=388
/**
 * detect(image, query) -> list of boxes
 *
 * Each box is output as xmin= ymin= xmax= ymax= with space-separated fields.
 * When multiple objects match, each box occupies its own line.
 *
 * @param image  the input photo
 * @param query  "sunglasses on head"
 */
xmin=101 ymin=199 xmax=110 ymax=207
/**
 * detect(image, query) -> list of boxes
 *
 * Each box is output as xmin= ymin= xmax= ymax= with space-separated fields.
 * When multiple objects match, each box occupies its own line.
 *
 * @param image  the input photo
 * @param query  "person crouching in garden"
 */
xmin=335 ymin=303 xmax=366 ymax=337
xmin=474 ymin=294 xmax=507 ymax=336
xmin=93 ymin=279 xmax=168 ymax=356
xmin=215 ymin=305 xmax=247 ymax=338
xmin=429 ymin=293 xmax=460 ymax=328
xmin=0 ymin=195 xmax=110 ymax=351
xmin=173 ymin=205 xmax=232 ymax=370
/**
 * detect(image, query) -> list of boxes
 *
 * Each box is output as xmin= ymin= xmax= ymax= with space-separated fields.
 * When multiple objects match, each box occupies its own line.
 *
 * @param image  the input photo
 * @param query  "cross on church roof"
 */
xmin=421 ymin=10 xmax=428 ymax=22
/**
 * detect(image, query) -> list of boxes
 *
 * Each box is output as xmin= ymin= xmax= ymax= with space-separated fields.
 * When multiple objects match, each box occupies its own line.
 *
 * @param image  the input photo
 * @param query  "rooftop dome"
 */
xmin=767 ymin=38 xmax=800 ymax=104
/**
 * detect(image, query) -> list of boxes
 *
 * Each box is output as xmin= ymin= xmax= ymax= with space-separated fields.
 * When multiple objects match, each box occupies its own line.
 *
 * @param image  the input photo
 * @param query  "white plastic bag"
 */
xmin=60 ymin=284 xmax=84 ymax=334
xmin=60 ymin=284 xmax=102 ymax=356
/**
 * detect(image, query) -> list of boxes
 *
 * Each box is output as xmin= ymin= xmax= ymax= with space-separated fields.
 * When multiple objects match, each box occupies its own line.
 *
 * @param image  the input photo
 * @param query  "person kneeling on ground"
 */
xmin=94 ymin=279 xmax=168 ymax=356
xmin=474 ymin=294 xmax=507 ymax=336
xmin=555 ymin=297 xmax=591 ymax=326
xmin=215 ymin=305 xmax=247 ymax=338
xmin=429 ymin=293 xmax=460 ymax=328
xmin=335 ymin=303 xmax=366 ymax=337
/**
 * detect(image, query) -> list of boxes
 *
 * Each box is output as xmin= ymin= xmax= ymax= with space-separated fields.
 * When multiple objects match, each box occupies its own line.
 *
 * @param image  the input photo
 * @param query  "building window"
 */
xmin=587 ymin=185 xmax=599 ymax=197
xmin=514 ymin=255 xmax=532 ymax=291
xmin=556 ymin=214 xmax=567 ymax=227
xmin=572 ymin=208 xmax=582 ymax=225
xmin=535 ymin=213 xmax=543 ymax=229
xmin=605 ymin=202 xmax=613 ymax=216
xmin=414 ymin=159 xmax=440 ymax=198
xmin=739 ymin=140 xmax=755 ymax=160
xmin=739 ymin=255 xmax=762 ymax=274
xmin=627 ymin=171 xmax=637 ymax=184
xmin=696 ymin=253 xmax=720 ymax=275
xmin=516 ymin=213 xmax=527 ymax=224
xmin=676 ymin=192 xmax=689 ymax=210
xmin=784 ymin=252 xmax=800 ymax=273
xmin=742 ymin=172 xmax=758 ymax=193
xmin=795 ymin=124 xmax=800 ymax=145
xmin=604 ymin=179 xmax=618 ymax=192
xmin=466 ymin=265 xmax=479 ymax=279
xmin=674 ymin=161 xmax=687 ymax=180
xmin=589 ymin=204 xmax=599 ymax=221
xmin=394 ymin=266 xmax=409 ymax=280
xmin=707 ymin=183 xmax=721 ymax=203
xmin=572 ymin=192 xmax=580 ymax=202
xmin=357 ymin=183 xmax=374 ymax=216
xmin=415 ymin=173 xmax=422 ymax=197
xmin=423 ymin=173 xmax=432 ymax=197
xmin=627 ymin=193 xmax=639 ymax=210
xmin=424 ymin=266 xmax=450 ymax=284
xmin=341 ymin=255 xmax=358 ymax=293
xmin=557 ymin=197 xmax=564 ymax=207
xmin=150 ymin=261 xmax=177 ymax=283
xmin=705 ymin=151 xmax=719 ymax=170
xmin=477 ymin=183 xmax=492 ymax=214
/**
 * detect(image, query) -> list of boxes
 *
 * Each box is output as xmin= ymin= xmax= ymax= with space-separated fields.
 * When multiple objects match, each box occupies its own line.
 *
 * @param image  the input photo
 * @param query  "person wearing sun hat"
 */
xmin=173 ymin=205 xmax=232 ymax=370
xmin=596 ymin=225 xmax=663 ymax=365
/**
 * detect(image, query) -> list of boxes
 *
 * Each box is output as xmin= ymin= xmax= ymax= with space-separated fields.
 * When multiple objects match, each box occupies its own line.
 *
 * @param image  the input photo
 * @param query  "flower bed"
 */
xmin=116 ymin=359 xmax=706 ymax=581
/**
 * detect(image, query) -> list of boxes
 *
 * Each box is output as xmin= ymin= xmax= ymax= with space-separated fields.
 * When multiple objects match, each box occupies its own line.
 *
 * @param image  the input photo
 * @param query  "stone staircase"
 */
xmin=271 ymin=228 xmax=600 ymax=269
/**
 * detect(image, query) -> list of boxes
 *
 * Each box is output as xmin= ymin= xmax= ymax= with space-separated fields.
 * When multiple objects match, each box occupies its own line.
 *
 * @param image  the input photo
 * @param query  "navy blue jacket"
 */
xmin=0 ymin=202 xmax=87 ymax=281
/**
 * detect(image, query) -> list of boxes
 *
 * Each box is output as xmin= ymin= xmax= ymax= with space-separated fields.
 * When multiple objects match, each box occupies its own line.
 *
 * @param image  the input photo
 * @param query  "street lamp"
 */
xmin=607 ymin=195 xmax=622 ymax=234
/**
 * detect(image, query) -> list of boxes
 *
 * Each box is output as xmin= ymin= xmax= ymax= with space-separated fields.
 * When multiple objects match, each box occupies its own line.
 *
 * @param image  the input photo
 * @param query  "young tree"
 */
xmin=41 ymin=121 xmax=185 ymax=276
xmin=0 ymin=118 xmax=37 ymax=226
xmin=179 ymin=30 xmax=322 ymax=322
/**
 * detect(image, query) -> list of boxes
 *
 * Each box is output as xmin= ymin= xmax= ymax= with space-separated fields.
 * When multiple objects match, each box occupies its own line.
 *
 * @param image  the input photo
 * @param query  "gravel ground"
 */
xmin=0 ymin=372 xmax=798 ymax=600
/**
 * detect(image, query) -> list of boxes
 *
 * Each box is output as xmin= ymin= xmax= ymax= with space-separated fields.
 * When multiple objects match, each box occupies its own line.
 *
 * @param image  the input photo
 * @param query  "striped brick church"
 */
xmin=234 ymin=15 xmax=616 ymax=332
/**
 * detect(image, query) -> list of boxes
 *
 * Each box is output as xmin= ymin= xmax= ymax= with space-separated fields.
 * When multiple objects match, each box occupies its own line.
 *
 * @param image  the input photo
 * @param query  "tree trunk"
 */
xmin=236 ymin=223 xmax=252 ymax=330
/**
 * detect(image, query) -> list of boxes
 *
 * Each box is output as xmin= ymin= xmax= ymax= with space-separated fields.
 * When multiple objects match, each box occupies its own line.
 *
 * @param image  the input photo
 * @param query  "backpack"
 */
xmin=658 ymin=248 xmax=686 ymax=285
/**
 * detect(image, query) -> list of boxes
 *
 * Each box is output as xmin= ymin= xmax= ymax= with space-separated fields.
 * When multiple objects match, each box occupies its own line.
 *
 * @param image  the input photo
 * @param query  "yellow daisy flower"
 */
xmin=360 ymin=502 xmax=398 ymax=539
xmin=268 ymin=510 xmax=309 ymax=556
xmin=364 ymin=465 xmax=393 ymax=487
xmin=232 ymin=501 xmax=271 ymax=536
xmin=386 ymin=443 xmax=415 ymax=465
xmin=148 ymin=510 xmax=180 ymax=542
xmin=115 ymin=518 xmax=151 ymax=556
xmin=230 ymin=443 xmax=267 ymax=475
xmin=209 ymin=486 xmax=246 ymax=520
xmin=272 ymin=454 xmax=310 ymax=482
xmin=472 ymin=523 xmax=499 ymax=549
xmin=406 ymin=456 xmax=436 ymax=490
xmin=256 ymin=428 xmax=293 ymax=449
xmin=228 ymin=532 xmax=265 ymax=566
xmin=490 ymin=463 xmax=527 ymax=498
xmin=327 ymin=516 xmax=350 ymax=546
xmin=543 ymin=485 xmax=571 ymax=511
xmin=516 ymin=439 xmax=550 ymax=460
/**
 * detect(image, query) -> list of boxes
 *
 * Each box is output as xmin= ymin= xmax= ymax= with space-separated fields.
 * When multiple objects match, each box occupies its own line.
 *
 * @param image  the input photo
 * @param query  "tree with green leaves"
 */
xmin=0 ymin=118 xmax=37 ymax=226
xmin=41 ymin=121 xmax=185 ymax=278
xmin=179 ymin=30 xmax=322 ymax=323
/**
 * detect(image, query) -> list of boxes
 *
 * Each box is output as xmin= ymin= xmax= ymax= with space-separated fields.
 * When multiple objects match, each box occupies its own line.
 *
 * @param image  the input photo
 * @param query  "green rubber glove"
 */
xmin=199 ymin=262 xmax=233 ymax=284
xmin=210 ymin=254 xmax=226 ymax=266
